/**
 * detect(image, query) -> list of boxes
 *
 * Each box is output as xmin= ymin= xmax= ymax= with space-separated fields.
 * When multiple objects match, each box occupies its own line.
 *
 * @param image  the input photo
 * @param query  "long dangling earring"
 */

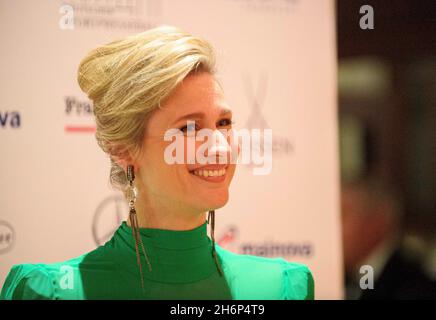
xmin=208 ymin=210 xmax=224 ymax=276
xmin=126 ymin=164 xmax=152 ymax=292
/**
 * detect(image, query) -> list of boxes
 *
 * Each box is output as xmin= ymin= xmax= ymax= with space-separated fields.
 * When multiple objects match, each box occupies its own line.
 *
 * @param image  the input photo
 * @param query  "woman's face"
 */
xmin=135 ymin=72 xmax=237 ymax=214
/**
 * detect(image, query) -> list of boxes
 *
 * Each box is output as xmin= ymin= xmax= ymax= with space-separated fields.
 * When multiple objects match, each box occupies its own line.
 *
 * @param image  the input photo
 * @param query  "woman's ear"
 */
xmin=112 ymin=154 xmax=129 ymax=172
xmin=109 ymin=145 xmax=136 ymax=173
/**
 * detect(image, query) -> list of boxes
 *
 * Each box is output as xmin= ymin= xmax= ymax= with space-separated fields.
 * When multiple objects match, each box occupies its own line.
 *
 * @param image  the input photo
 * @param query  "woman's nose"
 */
xmin=205 ymin=129 xmax=232 ymax=163
xmin=209 ymin=129 xmax=230 ymax=152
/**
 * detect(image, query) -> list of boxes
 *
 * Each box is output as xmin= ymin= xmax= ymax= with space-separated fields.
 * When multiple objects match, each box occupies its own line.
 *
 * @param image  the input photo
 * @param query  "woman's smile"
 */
xmin=189 ymin=164 xmax=228 ymax=183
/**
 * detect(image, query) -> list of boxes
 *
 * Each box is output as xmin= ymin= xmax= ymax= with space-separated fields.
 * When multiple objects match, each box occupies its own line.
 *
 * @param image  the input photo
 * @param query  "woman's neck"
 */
xmin=127 ymin=197 xmax=207 ymax=231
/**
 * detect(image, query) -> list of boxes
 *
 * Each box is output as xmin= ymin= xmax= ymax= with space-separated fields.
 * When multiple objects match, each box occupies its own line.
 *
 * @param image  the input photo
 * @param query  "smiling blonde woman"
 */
xmin=0 ymin=26 xmax=314 ymax=300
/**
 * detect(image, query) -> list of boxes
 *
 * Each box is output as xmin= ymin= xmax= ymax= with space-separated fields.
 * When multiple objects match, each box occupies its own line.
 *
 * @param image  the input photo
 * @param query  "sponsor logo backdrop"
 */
xmin=0 ymin=0 xmax=342 ymax=299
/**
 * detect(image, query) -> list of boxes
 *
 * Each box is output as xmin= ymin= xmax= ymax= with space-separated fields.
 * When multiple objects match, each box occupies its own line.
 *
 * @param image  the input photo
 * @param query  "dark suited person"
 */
xmin=342 ymin=180 xmax=436 ymax=300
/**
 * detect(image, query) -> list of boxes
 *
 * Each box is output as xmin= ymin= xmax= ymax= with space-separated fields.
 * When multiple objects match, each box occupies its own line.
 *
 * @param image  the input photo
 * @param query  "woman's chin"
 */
xmin=194 ymin=192 xmax=229 ymax=212
xmin=184 ymin=171 xmax=232 ymax=211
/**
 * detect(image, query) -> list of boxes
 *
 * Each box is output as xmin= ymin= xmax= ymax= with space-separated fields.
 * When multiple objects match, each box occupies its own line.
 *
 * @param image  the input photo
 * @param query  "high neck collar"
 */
xmin=109 ymin=220 xmax=218 ymax=283
xmin=121 ymin=221 xmax=211 ymax=249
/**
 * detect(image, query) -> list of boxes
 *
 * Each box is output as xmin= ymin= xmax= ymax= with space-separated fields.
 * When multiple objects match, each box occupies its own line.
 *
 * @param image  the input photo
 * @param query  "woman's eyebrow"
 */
xmin=220 ymin=107 xmax=233 ymax=117
xmin=173 ymin=107 xmax=232 ymax=124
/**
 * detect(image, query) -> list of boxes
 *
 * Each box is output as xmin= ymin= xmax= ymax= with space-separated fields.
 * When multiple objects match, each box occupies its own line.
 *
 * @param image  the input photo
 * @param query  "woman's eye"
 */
xmin=180 ymin=123 xmax=199 ymax=133
xmin=217 ymin=118 xmax=234 ymax=127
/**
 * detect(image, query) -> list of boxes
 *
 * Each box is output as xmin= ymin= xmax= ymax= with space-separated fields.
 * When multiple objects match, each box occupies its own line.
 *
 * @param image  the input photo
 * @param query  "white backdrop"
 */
xmin=0 ymin=0 xmax=342 ymax=299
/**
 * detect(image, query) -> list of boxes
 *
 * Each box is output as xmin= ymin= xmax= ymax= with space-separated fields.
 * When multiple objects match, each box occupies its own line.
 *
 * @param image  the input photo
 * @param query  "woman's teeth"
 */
xmin=192 ymin=168 xmax=226 ymax=177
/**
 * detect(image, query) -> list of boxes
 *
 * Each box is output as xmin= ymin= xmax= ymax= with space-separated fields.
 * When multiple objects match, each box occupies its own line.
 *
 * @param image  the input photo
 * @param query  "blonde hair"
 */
xmin=77 ymin=25 xmax=216 ymax=193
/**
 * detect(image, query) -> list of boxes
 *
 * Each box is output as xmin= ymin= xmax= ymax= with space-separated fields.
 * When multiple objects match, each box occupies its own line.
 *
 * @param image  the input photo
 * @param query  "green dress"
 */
xmin=0 ymin=221 xmax=314 ymax=300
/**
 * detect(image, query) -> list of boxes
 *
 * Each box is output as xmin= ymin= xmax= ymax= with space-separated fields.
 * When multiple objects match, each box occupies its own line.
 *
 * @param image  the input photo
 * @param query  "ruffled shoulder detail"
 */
xmin=282 ymin=262 xmax=315 ymax=300
xmin=215 ymin=245 xmax=315 ymax=300
xmin=0 ymin=264 xmax=56 ymax=300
